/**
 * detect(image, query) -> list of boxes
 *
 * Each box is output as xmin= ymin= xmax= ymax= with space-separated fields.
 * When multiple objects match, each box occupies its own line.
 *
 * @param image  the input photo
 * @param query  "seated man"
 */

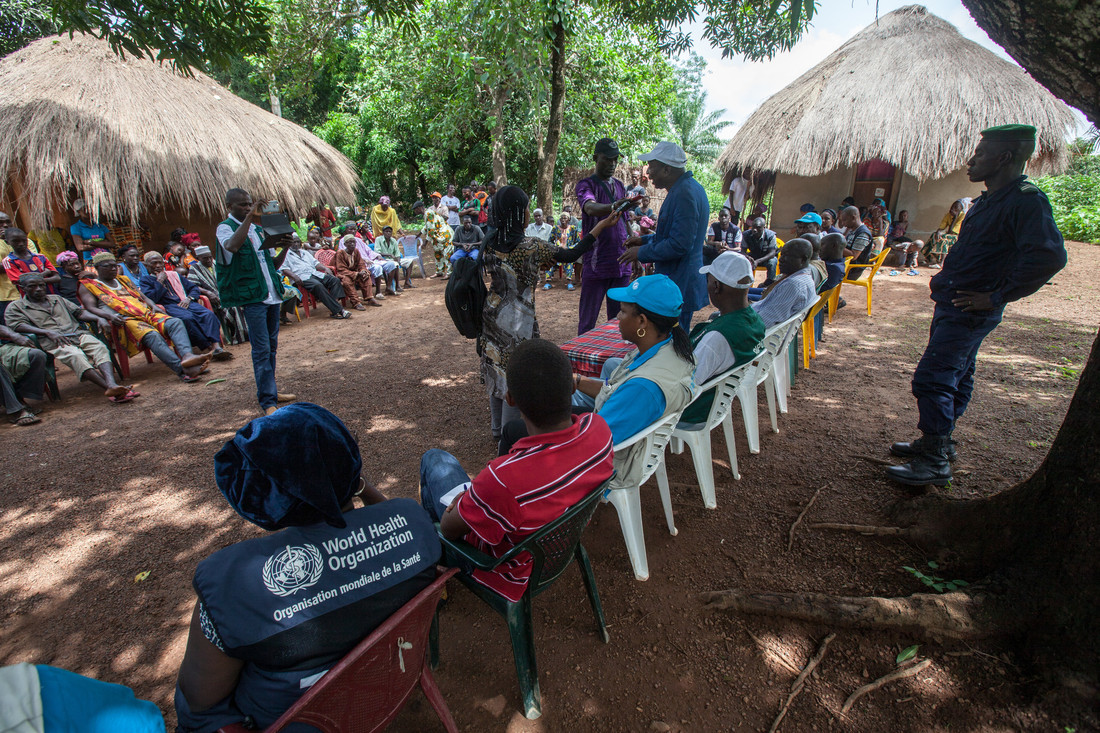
xmin=802 ymin=232 xmax=827 ymax=290
xmin=3 ymin=227 xmax=60 ymax=295
xmin=703 ymin=208 xmax=742 ymax=265
xmin=344 ymin=224 xmax=400 ymax=297
xmin=79 ymin=252 xmax=210 ymax=382
xmin=420 ymin=338 xmax=614 ymax=602
xmin=6 ymin=272 xmax=135 ymax=402
xmin=373 ymin=225 xmax=418 ymax=290
xmin=175 ymin=403 xmax=439 ymax=732
xmin=750 ymin=238 xmax=817 ymax=328
xmin=279 ymin=236 xmax=351 ymax=319
xmin=334 ymin=234 xmax=381 ymax=309
xmin=139 ymin=251 xmax=232 ymax=361
xmin=186 ymin=245 xmax=249 ymax=345
xmin=55 ymin=250 xmax=86 ymax=306
xmin=0 ymin=322 xmax=47 ymax=425
xmin=682 ymin=252 xmax=766 ymax=424
xmin=839 ymin=205 xmax=874 ymax=280
xmin=820 ymin=233 xmax=848 ymax=294
xmin=450 ymin=214 xmax=484 ymax=263
xmin=742 ymin=217 xmax=778 ymax=285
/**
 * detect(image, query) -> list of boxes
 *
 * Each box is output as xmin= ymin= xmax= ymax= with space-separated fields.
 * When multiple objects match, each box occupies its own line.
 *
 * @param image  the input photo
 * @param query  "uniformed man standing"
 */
xmin=886 ymin=125 xmax=1067 ymax=487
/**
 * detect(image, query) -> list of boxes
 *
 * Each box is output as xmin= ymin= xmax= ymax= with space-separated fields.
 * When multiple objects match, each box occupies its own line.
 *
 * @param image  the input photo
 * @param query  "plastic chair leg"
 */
xmin=721 ymin=413 xmax=740 ymax=481
xmin=683 ymin=431 xmax=716 ymax=509
xmin=505 ymin=598 xmax=541 ymax=719
xmin=764 ymin=378 xmax=779 ymax=434
xmin=606 ymin=488 xmax=649 ymax=580
xmin=575 ymin=545 xmax=610 ymax=643
xmin=771 ymin=363 xmax=789 ymax=415
xmin=670 ymin=436 xmax=684 ymax=455
xmin=802 ymin=323 xmax=812 ymax=369
xmin=419 ymin=663 xmax=460 ymax=733
xmin=429 ymin=610 xmax=441 ymax=670
xmin=738 ymin=385 xmax=761 ymax=454
xmin=866 ymin=284 xmax=873 ymax=315
xmin=654 ymin=458 xmax=677 ymax=535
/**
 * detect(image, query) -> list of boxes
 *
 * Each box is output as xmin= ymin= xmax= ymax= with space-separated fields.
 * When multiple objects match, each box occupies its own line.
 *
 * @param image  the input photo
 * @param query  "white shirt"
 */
xmin=525 ymin=222 xmax=553 ymax=241
xmin=215 ymin=214 xmax=282 ymax=305
xmin=726 ymin=176 xmax=752 ymax=213
xmin=440 ymin=195 xmax=461 ymax=226
xmin=693 ymin=331 xmax=736 ymax=386
xmin=280 ymin=247 xmax=324 ymax=281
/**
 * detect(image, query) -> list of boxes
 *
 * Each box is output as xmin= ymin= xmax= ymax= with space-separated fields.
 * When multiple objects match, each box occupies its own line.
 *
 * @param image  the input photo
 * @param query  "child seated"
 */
xmin=419 ymin=338 xmax=614 ymax=602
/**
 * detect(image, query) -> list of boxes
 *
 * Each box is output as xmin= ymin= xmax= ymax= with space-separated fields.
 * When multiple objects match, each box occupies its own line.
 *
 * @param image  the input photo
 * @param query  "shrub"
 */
xmin=1034 ymin=174 xmax=1100 ymax=244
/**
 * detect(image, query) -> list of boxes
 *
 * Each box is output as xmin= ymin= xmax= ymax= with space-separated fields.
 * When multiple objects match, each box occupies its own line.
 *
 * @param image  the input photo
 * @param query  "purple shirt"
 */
xmin=575 ymin=175 xmax=632 ymax=279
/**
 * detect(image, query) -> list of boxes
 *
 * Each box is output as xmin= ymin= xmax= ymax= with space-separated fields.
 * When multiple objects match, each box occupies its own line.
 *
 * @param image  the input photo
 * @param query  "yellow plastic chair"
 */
xmin=753 ymin=238 xmax=785 ymax=278
xmin=835 ymin=249 xmax=889 ymax=316
xmin=802 ymin=287 xmax=836 ymax=368
xmin=827 ymin=257 xmax=852 ymax=322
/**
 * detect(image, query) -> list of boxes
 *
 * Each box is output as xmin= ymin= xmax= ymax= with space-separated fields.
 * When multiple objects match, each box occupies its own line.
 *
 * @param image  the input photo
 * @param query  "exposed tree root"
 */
xmin=809 ymin=522 xmax=914 ymax=538
xmin=787 ymin=487 xmax=823 ymax=551
xmin=700 ymin=588 xmax=1017 ymax=640
xmin=852 ymin=454 xmax=896 ymax=467
xmin=769 ymin=632 xmax=835 ymax=733
xmin=841 ymin=659 xmax=932 ymax=715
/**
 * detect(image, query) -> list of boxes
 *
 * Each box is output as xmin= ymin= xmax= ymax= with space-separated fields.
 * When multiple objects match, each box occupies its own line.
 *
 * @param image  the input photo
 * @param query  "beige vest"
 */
xmin=597 ymin=341 xmax=695 ymax=490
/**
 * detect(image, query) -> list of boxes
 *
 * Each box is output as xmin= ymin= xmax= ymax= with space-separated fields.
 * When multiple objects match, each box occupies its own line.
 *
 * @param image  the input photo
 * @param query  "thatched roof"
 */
xmin=0 ymin=34 xmax=358 ymax=228
xmin=716 ymin=5 xmax=1077 ymax=181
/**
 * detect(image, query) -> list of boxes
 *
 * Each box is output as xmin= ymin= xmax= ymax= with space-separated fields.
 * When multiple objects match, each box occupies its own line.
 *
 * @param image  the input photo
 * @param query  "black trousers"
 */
xmin=301 ymin=274 xmax=346 ymax=315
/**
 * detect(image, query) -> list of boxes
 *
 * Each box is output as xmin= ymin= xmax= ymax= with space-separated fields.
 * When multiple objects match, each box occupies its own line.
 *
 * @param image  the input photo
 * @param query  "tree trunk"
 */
xmin=707 ymin=327 xmax=1100 ymax=688
xmin=489 ymin=84 xmax=509 ymax=186
xmin=267 ymin=76 xmax=283 ymax=119
xmin=961 ymin=0 xmax=1100 ymax=125
xmin=536 ymin=17 xmax=567 ymax=219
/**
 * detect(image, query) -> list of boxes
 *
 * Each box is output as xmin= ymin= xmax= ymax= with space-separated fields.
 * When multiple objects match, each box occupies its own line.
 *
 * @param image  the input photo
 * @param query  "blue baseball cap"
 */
xmin=607 ymin=274 xmax=683 ymax=318
xmin=795 ymin=212 xmax=822 ymax=225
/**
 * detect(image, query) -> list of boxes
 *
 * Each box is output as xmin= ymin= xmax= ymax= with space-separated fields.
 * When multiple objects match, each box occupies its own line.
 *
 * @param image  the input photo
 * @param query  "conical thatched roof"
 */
xmin=716 ymin=5 xmax=1077 ymax=181
xmin=0 ymin=34 xmax=358 ymax=228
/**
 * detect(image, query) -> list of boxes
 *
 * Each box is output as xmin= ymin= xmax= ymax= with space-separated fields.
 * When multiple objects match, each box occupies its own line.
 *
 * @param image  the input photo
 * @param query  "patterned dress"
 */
xmin=423 ymin=210 xmax=454 ymax=276
xmin=479 ymin=237 xmax=556 ymax=400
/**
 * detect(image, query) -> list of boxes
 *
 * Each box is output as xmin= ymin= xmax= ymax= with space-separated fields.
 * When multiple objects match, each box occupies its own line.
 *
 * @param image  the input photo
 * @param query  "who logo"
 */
xmin=262 ymin=544 xmax=324 ymax=597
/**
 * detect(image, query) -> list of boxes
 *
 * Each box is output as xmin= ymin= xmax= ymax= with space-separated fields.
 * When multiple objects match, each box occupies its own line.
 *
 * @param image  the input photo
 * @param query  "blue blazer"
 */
xmin=637 ymin=171 xmax=710 ymax=313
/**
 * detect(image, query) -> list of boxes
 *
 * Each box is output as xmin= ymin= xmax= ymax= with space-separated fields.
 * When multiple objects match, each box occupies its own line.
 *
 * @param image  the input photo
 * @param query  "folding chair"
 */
xmin=434 ymin=478 xmax=612 ymax=720
xmin=399 ymin=236 xmax=428 ymax=280
xmin=605 ymin=412 xmax=682 ymax=581
xmin=218 ymin=567 xmax=459 ymax=733
xmin=834 ymin=249 xmax=890 ymax=316
xmin=668 ymin=360 xmax=755 ymax=507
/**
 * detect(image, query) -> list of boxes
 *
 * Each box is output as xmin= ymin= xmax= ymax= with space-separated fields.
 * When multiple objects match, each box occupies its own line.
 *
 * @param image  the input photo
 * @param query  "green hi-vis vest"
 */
xmin=215 ymin=218 xmax=284 ymax=309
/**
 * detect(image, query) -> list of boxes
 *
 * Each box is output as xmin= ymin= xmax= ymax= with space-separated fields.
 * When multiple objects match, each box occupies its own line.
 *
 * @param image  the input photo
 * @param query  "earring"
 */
xmin=354 ymin=476 xmax=366 ymax=496
xmin=636 ymin=327 xmax=646 ymax=338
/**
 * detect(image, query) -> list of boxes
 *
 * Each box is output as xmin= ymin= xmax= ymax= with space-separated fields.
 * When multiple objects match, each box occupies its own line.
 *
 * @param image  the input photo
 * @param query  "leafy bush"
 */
xmin=1034 ymin=174 xmax=1100 ymax=244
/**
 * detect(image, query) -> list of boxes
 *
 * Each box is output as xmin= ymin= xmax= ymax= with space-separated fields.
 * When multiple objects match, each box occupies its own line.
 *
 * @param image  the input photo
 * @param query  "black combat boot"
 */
xmin=890 ymin=434 xmax=957 ymax=462
xmin=886 ymin=435 xmax=953 ymax=487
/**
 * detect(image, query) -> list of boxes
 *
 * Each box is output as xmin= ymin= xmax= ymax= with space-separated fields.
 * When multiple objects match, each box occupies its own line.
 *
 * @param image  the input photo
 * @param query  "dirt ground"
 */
xmin=1 ymin=242 xmax=1097 ymax=732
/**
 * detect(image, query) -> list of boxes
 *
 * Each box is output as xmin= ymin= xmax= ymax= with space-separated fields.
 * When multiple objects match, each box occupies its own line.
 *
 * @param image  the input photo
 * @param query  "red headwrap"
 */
xmin=180 ymin=233 xmax=201 ymax=246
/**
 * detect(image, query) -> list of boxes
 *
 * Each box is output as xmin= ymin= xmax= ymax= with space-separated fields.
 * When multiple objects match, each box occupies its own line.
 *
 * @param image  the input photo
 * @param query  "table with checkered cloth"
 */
xmin=561 ymin=320 xmax=635 ymax=378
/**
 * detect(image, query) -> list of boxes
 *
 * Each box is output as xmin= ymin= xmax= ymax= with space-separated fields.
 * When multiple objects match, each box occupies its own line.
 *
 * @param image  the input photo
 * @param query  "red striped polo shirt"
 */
xmin=457 ymin=412 xmax=614 ymax=602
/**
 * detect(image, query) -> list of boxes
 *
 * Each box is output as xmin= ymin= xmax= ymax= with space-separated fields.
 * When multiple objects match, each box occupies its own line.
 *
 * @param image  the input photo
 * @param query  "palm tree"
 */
xmin=667 ymin=91 xmax=733 ymax=162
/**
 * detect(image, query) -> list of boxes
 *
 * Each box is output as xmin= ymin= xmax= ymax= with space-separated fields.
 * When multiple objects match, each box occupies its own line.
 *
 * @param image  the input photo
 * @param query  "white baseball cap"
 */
xmin=638 ymin=141 xmax=688 ymax=168
xmin=699 ymin=251 xmax=754 ymax=289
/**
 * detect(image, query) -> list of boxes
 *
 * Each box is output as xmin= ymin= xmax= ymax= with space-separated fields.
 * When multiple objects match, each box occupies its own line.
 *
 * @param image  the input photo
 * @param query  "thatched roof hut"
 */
xmin=716 ymin=5 xmax=1076 ymax=237
xmin=0 ymin=34 xmax=358 ymax=249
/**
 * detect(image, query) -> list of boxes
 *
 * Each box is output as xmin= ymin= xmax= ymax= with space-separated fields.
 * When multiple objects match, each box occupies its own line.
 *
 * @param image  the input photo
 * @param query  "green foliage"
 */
xmin=896 ymin=645 xmax=919 ymax=664
xmin=668 ymin=92 xmax=732 ymax=162
xmin=902 ymin=561 xmax=969 ymax=593
xmin=691 ymin=162 xmax=729 ymax=219
xmin=1034 ymin=174 xmax=1100 ymax=244
xmin=0 ymin=0 xmax=55 ymax=56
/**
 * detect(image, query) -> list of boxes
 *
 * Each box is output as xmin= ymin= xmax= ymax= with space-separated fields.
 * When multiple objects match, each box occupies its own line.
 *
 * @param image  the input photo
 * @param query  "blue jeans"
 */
xmin=912 ymin=304 xmax=1002 ymax=436
xmin=571 ymin=357 xmax=622 ymax=411
xmin=419 ymin=449 xmax=472 ymax=522
xmin=449 ymin=248 xmax=479 ymax=264
xmin=242 ymin=303 xmax=280 ymax=409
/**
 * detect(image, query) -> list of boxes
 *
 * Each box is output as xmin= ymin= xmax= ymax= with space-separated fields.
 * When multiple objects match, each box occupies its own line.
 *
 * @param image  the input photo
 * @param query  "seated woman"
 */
xmin=54 ymin=250 xmax=86 ymax=306
xmin=174 ymin=403 xmax=440 ymax=732
xmin=139 ymin=251 xmax=232 ymax=361
xmin=922 ymin=198 xmax=969 ymax=268
xmin=500 ymin=274 xmax=695 ymax=493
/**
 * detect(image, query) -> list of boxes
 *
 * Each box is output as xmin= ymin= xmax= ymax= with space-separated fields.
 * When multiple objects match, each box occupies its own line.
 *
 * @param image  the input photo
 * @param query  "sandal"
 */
xmin=9 ymin=409 xmax=40 ymax=426
xmin=109 ymin=390 xmax=139 ymax=403
xmin=105 ymin=385 xmax=130 ymax=398
xmin=180 ymin=373 xmax=202 ymax=383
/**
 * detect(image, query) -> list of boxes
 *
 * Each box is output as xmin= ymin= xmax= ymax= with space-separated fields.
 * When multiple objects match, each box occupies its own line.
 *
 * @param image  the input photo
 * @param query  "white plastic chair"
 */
xmin=605 ymin=412 xmax=682 ymax=581
xmin=768 ymin=307 xmax=813 ymax=415
xmin=668 ymin=360 xmax=755 ymax=509
xmin=398 ymin=235 xmax=428 ymax=279
xmin=737 ymin=321 xmax=794 ymax=454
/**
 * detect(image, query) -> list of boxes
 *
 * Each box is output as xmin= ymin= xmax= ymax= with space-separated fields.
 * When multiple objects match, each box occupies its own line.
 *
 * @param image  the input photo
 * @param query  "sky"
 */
xmin=695 ymin=0 xmax=1090 ymax=140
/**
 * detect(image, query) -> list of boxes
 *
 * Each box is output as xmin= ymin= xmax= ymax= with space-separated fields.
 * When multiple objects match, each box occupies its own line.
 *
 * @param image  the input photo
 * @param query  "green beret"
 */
xmin=980 ymin=124 xmax=1036 ymax=142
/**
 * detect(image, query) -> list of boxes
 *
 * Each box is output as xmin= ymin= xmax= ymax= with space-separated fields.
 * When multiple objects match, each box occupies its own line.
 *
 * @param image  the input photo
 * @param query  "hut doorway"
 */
xmin=851 ymin=159 xmax=897 ymax=208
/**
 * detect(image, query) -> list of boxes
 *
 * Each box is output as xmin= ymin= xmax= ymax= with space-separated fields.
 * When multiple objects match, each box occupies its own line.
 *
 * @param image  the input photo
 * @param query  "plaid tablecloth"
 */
xmin=561 ymin=320 xmax=636 ymax=378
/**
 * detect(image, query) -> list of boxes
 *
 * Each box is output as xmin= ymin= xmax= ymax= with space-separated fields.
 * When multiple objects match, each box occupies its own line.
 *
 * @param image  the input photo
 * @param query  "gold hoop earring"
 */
xmin=636 ymin=327 xmax=646 ymax=339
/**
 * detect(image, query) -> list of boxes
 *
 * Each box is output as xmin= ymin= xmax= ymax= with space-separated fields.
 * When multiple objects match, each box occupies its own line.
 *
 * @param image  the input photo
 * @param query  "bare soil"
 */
xmin=1 ymin=243 xmax=1097 ymax=732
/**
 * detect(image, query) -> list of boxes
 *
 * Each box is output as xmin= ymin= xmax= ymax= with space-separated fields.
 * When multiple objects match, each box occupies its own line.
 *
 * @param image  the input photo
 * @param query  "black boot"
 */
xmin=886 ymin=435 xmax=953 ymax=487
xmin=890 ymin=434 xmax=957 ymax=462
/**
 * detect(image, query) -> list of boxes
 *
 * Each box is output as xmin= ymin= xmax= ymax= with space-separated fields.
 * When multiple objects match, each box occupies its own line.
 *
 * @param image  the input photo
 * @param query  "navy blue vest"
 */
xmin=183 ymin=499 xmax=440 ymax=730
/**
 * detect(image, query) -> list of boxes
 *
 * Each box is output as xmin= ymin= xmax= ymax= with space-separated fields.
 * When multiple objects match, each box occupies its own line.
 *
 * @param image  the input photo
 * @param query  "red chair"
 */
xmin=218 ymin=567 xmax=459 ymax=733
xmin=295 ymin=284 xmax=316 ymax=318
xmin=110 ymin=324 xmax=153 ymax=379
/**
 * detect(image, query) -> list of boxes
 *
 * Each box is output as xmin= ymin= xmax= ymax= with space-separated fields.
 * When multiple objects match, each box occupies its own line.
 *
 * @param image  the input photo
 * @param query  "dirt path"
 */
xmin=1 ymin=243 xmax=1096 ymax=732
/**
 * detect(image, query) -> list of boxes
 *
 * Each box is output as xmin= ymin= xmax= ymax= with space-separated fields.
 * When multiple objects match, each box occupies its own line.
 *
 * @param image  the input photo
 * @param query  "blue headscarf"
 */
xmin=214 ymin=403 xmax=362 ymax=531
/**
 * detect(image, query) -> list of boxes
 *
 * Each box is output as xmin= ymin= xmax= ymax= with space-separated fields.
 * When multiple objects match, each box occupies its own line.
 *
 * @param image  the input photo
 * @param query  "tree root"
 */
xmin=809 ymin=522 xmax=914 ymax=538
xmin=852 ymin=454 xmax=896 ymax=467
xmin=700 ymin=589 xmax=1015 ymax=640
xmin=787 ymin=487 xmax=823 ymax=551
xmin=769 ymin=632 xmax=835 ymax=733
xmin=841 ymin=659 xmax=932 ymax=715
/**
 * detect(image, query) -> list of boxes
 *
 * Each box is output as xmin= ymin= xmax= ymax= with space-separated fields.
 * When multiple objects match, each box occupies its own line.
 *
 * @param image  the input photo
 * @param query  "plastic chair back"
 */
xmin=399 ymin=235 xmax=420 ymax=259
xmin=226 ymin=567 xmax=459 ymax=733
xmin=522 ymin=481 xmax=610 ymax=597
xmin=613 ymin=411 xmax=681 ymax=486
xmin=695 ymin=360 xmax=754 ymax=432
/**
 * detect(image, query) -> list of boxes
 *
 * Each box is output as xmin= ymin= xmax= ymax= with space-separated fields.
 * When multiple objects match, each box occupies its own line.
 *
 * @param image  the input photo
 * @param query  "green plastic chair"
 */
xmin=432 ymin=477 xmax=613 ymax=720
xmin=26 ymin=334 xmax=60 ymax=401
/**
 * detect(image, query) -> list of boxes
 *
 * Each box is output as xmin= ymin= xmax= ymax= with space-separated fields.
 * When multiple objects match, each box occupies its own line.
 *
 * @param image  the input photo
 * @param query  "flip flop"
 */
xmin=105 ymin=385 xmax=129 ymax=398
xmin=888 ymin=269 xmax=900 ymax=276
xmin=907 ymin=269 xmax=920 ymax=276
xmin=9 ymin=410 xmax=40 ymax=426
xmin=180 ymin=373 xmax=202 ymax=383
xmin=109 ymin=390 xmax=139 ymax=403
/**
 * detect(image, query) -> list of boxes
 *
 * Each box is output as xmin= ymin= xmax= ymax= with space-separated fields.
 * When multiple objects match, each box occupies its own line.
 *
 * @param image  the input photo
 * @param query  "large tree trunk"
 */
xmin=961 ymin=0 xmax=1100 ymax=125
xmin=489 ymin=84 xmax=509 ymax=186
xmin=707 ymin=327 xmax=1100 ymax=690
xmin=536 ymin=17 xmax=567 ymax=218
